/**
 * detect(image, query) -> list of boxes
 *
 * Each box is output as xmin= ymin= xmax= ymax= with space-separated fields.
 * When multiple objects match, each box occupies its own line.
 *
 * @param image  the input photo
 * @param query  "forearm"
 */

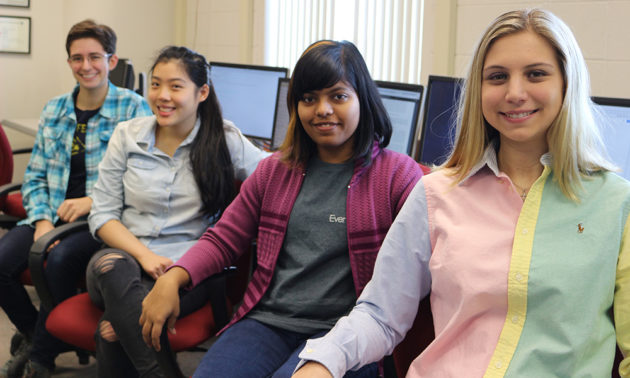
xmin=96 ymin=219 xmax=154 ymax=261
xmin=160 ymin=266 xmax=191 ymax=290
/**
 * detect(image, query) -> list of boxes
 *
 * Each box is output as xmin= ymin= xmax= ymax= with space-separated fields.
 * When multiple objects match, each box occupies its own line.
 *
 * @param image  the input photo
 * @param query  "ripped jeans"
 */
xmin=86 ymin=249 xmax=209 ymax=378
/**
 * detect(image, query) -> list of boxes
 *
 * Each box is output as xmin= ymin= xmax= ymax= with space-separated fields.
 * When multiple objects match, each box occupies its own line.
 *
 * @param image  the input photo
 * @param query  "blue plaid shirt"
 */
xmin=19 ymin=82 xmax=152 ymax=227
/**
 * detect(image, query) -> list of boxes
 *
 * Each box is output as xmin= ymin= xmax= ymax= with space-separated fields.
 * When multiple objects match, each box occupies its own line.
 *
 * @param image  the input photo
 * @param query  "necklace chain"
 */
xmin=512 ymin=182 xmax=529 ymax=201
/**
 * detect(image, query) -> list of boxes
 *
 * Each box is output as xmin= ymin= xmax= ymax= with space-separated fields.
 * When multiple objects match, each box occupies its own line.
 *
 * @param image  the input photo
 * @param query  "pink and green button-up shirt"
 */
xmin=300 ymin=145 xmax=630 ymax=377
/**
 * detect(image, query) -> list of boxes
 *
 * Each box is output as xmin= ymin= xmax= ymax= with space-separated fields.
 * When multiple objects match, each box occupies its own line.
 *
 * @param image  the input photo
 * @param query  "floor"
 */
xmin=0 ymin=228 xmax=211 ymax=377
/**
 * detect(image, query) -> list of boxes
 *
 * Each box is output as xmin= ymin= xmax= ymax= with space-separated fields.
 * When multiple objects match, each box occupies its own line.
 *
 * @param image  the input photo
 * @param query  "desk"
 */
xmin=2 ymin=118 xmax=39 ymax=137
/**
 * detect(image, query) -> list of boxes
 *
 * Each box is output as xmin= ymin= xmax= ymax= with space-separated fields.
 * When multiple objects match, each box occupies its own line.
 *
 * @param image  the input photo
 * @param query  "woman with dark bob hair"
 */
xmin=140 ymin=40 xmax=423 ymax=377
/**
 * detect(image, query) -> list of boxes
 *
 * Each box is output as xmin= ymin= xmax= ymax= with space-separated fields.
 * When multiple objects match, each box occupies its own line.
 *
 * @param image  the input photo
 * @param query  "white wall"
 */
xmin=3 ymin=0 xmax=629 ymax=121
xmin=451 ymin=0 xmax=630 ymax=98
xmin=183 ymin=0 xmax=258 ymax=64
xmin=0 ymin=0 xmax=178 ymax=121
xmin=191 ymin=0 xmax=630 ymax=98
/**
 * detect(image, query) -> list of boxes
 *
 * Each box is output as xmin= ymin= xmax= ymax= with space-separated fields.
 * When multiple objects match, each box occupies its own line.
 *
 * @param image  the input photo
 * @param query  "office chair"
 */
xmin=108 ymin=58 xmax=135 ymax=90
xmin=0 ymin=123 xmax=30 ymax=229
xmin=33 ymin=181 xmax=252 ymax=377
xmin=32 ymin=221 xmax=243 ymax=377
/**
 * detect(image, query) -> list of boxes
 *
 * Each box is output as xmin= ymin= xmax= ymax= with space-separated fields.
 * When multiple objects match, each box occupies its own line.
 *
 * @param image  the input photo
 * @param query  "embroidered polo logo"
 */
xmin=577 ymin=223 xmax=584 ymax=233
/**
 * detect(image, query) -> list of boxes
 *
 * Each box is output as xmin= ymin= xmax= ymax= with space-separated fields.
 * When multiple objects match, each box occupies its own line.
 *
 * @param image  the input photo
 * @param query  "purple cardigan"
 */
xmin=176 ymin=145 xmax=423 ymax=330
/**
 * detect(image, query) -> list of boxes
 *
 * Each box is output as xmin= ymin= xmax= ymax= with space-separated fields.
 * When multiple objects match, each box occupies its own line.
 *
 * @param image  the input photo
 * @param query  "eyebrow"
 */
xmin=483 ymin=62 xmax=556 ymax=72
xmin=151 ymin=76 xmax=186 ymax=83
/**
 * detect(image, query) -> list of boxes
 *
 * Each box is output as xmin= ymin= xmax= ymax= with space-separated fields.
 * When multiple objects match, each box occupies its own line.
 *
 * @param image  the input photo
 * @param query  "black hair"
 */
xmin=66 ymin=19 xmax=117 ymax=55
xmin=151 ymin=46 xmax=234 ymax=217
xmin=280 ymin=40 xmax=392 ymax=167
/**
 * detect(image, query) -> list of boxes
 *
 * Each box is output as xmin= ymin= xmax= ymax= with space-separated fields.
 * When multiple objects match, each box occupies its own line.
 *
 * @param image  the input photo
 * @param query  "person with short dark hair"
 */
xmin=0 ymin=19 xmax=151 ymax=378
xmin=139 ymin=40 xmax=424 ymax=378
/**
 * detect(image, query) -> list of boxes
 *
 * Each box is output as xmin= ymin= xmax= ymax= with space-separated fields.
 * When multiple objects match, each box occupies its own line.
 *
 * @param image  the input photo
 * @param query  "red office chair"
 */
xmin=419 ymin=164 xmax=431 ymax=176
xmin=29 ymin=221 xmax=243 ymax=377
xmin=0 ymin=123 xmax=34 ymax=288
xmin=31 ymin=180 xmax=252 ymax=377
xmin=0 ymin=123 xmax=30 ymax=228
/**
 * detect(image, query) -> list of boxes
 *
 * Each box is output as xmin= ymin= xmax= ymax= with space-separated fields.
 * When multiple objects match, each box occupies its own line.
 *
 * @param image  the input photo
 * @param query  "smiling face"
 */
xmin=297 ymin=80 xmax=360 ymax=163
xmin=481 ymin=29 xmax=564 ymax=151
xmin=148 ymin=60 xmax=209 ymax=135
xmin=68 ymin=37 xmax=117 ymax=92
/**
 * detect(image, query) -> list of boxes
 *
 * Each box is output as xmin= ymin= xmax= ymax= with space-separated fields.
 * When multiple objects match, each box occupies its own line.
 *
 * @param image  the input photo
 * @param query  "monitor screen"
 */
xmin=417 ymin=75 xmax=464 ymax=166
xmin=271 ymin=78 xmax=291 ymax=150
xmin=592 ymin=96 xmax=630 ymax=180
xmin=376 ymin=80 xmax=424 ymax=156
xmin=210 ymin=62 xmax=288 ymax=140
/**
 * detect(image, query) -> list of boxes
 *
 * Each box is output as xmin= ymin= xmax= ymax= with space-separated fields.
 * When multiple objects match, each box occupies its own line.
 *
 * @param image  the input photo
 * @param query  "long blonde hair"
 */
xmin=444 ymin=8 xmax=614 ymax=200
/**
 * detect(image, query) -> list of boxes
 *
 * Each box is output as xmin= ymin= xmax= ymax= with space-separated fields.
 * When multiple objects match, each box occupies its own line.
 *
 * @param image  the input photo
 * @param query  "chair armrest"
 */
xmin=28 ymin=221 xmax=89 ymax=312
xmin=12 ymin=147 xmax=32 ymax=155
xmin=155 ymin=266 xmax=236 ymax=377
xmin=0 ymin=182 xmax=22 ymax=196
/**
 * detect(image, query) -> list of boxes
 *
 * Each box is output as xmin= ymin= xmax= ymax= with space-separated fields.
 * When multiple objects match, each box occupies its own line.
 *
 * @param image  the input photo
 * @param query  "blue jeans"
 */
xmin=194 ymin=318 xmax=378 ymax=378
xmin=0 ymin=224 xmax=101 ymax=369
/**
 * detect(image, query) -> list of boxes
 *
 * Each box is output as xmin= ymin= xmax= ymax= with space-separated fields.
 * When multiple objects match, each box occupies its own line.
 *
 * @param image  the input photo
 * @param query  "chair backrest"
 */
xmin=0 ymin=124 xmax=15 ymax=209
xmin=109 ymin=58 xmax=135 ymax=90
xmin=392 ymin=296 xmax=434 ymax=377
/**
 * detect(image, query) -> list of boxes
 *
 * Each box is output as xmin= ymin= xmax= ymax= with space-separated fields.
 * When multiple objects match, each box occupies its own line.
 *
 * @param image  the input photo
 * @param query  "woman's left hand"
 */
xmin=140 ymin=267 xmax=190 ymax=351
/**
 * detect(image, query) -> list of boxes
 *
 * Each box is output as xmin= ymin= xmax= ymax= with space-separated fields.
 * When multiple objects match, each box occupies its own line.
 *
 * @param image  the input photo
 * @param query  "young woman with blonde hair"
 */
xmin=294 ymin=9 xmax=630 ymax=378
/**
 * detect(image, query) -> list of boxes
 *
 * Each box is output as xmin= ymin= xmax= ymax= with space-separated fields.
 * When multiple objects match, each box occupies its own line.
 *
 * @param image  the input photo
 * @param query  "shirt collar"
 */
xmin=137 ymin=116 xmax=202 ymax=151
xmin=64 ymin=82 xmax=116 ymax=119
xmin=459 ymin=140 xmax=553 ymax=184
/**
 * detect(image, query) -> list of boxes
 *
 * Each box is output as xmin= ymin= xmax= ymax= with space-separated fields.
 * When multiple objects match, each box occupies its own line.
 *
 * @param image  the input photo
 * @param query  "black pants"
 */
xmin=86 ymin=248 xmax=209 ymax=378
xmin=0 ymin=224 xmax=100 ymax=369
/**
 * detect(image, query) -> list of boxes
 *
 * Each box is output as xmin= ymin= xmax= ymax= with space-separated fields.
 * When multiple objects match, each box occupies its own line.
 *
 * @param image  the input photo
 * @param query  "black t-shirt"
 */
xmin=65 ymin=106 xmax=99 ymax=199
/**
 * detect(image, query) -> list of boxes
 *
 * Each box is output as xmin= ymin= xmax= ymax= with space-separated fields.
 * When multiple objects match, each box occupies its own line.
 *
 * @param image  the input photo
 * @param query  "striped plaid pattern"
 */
xmin=19 ymin=83 xmax=151 ymax=226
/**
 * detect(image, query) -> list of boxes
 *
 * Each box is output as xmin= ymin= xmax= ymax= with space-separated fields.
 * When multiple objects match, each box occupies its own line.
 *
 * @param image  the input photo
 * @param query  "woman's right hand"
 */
xmin=140 ymin=267 xmax=188 ymax=351
xmin=137 ymin=252 xmax=174 ymax=280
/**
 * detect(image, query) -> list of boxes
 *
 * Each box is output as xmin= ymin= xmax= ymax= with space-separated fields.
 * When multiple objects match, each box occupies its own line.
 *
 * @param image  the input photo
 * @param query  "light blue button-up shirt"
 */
xmin=88 ymin=115 xmax=268 ymax=261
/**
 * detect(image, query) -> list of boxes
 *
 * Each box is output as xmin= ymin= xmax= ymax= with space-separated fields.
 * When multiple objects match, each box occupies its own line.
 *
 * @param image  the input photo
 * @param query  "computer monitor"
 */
xmin=210 ymin=62 xmax=288 ymax=141
xmin=375 ymin=80 xmax=424 ymax=156
xmin=417 ymin=75 xmax=464 ymax=166
xmin=592 ymin=96 xmax=630 ymax=180
xmin=271 ymin=78 xmax=291 ymax=150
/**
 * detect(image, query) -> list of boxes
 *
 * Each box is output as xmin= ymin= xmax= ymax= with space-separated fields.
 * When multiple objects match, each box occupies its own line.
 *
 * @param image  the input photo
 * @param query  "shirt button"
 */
xmin=522 ymin=228 xmax=528 ymax=235
xmin=511 ymin=315 xmax=519 ymax=324
xmin=515 ymin=273 xmax=523 ymax=282
xmin=495 ymin=360 xmax=503 ymax=369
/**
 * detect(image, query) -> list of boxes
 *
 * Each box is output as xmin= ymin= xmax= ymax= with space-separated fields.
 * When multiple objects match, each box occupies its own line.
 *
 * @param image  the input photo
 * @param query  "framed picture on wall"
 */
xmin=0 ymin=0 xmax=29 ymax=7
xmin=0 ymin=15 xmax=30 ymax=54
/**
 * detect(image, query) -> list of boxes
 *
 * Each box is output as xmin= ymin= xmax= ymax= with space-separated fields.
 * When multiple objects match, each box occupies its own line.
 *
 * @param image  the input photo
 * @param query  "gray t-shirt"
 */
xmin=248 ymin=157 xmax=356 ymax=333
